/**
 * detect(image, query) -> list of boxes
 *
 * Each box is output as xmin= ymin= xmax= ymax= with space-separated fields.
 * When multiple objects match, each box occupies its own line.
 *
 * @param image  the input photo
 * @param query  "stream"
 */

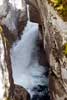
xmin=0 ymin=0 xmax=49 ymax=99
xmin=11 ymin=21 xmax=49 ymax=100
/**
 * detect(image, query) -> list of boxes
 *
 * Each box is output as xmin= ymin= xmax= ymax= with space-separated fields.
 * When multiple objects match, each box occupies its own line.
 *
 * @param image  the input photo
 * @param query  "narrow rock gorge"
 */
xmin=0 ymin=0 xmax=67 ymax=100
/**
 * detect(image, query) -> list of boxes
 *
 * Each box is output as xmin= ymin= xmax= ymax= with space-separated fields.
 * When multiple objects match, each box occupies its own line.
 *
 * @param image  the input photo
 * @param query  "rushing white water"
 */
xmin=0 ymin=0 xmax=48 ymax=99
xmin=9 ymin=0 xmax=26 ymax=11
xmin=11 ymin=21 xmax=48 ymax=98
xmin=27 ymin=4 xmax=30 ymax=21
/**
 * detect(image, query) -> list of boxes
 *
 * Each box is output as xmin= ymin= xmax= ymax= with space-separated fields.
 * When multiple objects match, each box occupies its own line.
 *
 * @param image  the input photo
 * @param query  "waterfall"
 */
xmin=27 ymin=4 xmax=30 ymax=21
xmin=0 ymin=0 xmax=48 ymax=99
xmin=11 ymin=21 xmax=48 ymax=99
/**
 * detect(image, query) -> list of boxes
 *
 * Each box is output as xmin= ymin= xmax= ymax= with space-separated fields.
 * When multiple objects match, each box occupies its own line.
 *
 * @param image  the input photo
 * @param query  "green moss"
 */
xmin=63 ymin=43 xmax=67 ymax=57
xmin=48 ymin=0 xmax=67 ymax=21
xmin=7 ymin=97 xmax=10 ymax=100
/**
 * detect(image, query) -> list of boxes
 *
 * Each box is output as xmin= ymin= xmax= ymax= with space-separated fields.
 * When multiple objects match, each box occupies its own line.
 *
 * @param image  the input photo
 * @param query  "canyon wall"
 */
xmin=28 ymin=0 xmax=67 ymax=100
xmin=0 ymin=25 xmax=30 ymax=100
xmin=0 ymin=0 xmax=30 ymax=100
xmin=0 ymin=0 xmax=67 ymax=99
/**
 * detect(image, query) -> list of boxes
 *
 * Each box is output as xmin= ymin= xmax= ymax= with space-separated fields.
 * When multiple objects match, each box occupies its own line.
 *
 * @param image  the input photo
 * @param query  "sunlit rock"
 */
xmin=0 ymin=25 xmax=30 ymax=100
xmin=28 ymin=0 xmax=67 ymax=99
xmin=0 ymin=0 xmax=27 ymax=40
xmin=0 ymin=27 xmax=14 ymax=100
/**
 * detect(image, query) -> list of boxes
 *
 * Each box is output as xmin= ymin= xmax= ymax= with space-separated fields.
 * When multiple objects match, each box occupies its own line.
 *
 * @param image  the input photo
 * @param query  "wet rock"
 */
xmin=26 ymin=0 xmax=42 ymax=25
xmin=1 ymin=25 xmax=17 ymax=46
xmin=28 ymin=0 xmax=67 ymax=99
xmin=29 ymin=4 xmax=42 ymax=25
xmin=0 ymin=28 xmax=14 ymax=100
xmin=0 ymin=25 xmax=30 ymax=100
xmin=12 ymin=84 xmax=30 ymax=100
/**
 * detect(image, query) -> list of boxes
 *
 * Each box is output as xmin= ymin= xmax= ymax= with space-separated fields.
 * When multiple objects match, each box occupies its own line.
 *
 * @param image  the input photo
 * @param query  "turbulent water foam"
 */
xmin=11 ymin=21 xmax=48 ymax=98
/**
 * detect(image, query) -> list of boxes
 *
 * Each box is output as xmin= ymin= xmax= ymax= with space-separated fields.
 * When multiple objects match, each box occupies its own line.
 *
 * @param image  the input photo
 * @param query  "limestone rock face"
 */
xmin=0 ymin=26 xmax=30 ymax=100
xmin=0 ymin=0 xmax=27 ymax=39
xmin=0 ymin=27 xmax=14 ymax=100
xmin=27 ymin=0 xmax=42 ymax=25
xmin=29 ymin=4 xmax=41 ymax=25
xmin=0 ymin=0 xmax=8 ymax=17
xmin=46 ymin=3 xmax=67 ymax=100
xmin=28 ymin=0 xmax=67 ymax=100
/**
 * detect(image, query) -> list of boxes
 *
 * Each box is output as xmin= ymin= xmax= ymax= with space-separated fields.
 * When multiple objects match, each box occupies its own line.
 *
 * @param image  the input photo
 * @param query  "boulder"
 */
xmin=13 ymin=85 xmax=30 ymax=100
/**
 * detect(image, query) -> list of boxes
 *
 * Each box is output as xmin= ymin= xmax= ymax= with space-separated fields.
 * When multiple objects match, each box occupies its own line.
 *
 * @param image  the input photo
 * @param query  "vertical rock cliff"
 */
xmin=28 ymin=0 xmax=67 ymax=100
xmin=0 ymin=0 xmax=30 ymax=100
